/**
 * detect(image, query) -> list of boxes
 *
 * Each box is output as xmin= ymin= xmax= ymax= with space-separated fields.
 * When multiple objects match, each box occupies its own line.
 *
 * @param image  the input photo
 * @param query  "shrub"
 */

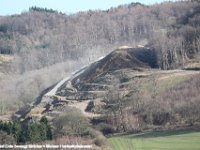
xmin=82 ymin=128 xmax=97 ymax=138
xmin=94 ymin=137 xmax=107 ymax=147
xmin=152 ymin=112 xmax=171 ymax=125
xmin=96 ymin=123 xmax=116 ymax=135
xmin=0 ymin=131 xmax=15 ymax=144
xmin=53 ymin=110 xmax=90 ymax=137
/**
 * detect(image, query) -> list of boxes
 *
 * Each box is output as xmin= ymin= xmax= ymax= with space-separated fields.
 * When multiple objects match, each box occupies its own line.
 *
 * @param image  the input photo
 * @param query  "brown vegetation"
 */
xmin=101 ymin=74 xmax=200 ymax=134
xmin=0 ymin=0 xmax=200 ymax=117
xmin=0 ymin=1 xmax=200 ymax=145
xmin=72 ymin=47 xmax=153 ymax=86
xmin=0 ymin=1 xmax=200 ymax=72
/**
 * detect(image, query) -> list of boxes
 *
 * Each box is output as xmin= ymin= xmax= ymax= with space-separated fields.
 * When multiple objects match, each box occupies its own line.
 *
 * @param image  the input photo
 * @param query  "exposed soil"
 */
xmin=72 ymin=47 xmax=156 ymax=86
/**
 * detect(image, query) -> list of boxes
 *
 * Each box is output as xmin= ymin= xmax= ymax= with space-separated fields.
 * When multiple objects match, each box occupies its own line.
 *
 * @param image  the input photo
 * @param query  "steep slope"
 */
xmin=22 ymin=46 xmax=156 ymax=119
xmin=1 ymin=1 xmax=200 ymax=120
xmin=21 ymin=46 xmax=200 ymax=126
xmin=55 ymin=47 xmax=157 ymax=99
xmin=71 ymin=47 xmax=155 ymax=86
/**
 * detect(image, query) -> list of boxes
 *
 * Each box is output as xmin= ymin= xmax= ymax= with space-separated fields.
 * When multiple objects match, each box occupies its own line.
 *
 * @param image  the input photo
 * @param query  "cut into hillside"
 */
xmin=71 ymin=47 xmax=157 ymax=85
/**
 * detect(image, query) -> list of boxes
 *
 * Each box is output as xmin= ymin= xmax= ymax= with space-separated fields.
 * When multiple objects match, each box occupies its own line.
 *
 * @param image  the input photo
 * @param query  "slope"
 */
xmin=21 ymin=46 xmax=200 ymax=123
xmin=22 ymin=46 xmax=156 ymax=119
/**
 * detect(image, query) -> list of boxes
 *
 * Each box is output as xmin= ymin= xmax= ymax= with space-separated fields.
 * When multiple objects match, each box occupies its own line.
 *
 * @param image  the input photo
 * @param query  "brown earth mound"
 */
xmin=72 ymin=47 xmax=156 ymax=85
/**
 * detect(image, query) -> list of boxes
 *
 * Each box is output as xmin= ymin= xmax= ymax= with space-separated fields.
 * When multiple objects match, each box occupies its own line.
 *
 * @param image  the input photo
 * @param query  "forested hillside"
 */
xmin=0 ymin=1 xmax=200 ymax=147
xmin=0 ymin=1 xmax=200 ymax=72
xmin=0 ymin=0 xmax=200 ymax=123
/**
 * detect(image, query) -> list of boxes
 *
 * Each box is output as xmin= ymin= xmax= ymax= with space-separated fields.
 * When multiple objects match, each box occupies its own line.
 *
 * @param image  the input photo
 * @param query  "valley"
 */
xmin=0 ymin=0 xmax=200 ymax=148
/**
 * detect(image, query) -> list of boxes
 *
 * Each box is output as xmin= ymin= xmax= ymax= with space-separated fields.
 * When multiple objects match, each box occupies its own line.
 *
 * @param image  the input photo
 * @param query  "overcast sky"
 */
xmin=0 ymin=0 xmax=176 ymax=16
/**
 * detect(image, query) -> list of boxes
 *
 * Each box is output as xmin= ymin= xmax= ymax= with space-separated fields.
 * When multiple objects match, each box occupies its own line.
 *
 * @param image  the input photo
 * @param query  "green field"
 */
xmin=108 ymin=130 xmax=200 ymax=150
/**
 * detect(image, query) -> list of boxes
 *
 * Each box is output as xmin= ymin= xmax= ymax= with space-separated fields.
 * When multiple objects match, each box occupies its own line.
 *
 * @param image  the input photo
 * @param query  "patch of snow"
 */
xmin=97 ymin=56 xmax=105 ymax=61
xmin=118 ymin=45 xmax=132 ymax=49
xmin=137 ymin=45 xmax=144 ymax=48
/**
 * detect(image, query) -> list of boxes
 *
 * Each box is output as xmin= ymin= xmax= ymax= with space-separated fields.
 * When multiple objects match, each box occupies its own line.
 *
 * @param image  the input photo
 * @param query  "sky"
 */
xmin=0 ymin=0 xmax=174 ymax=16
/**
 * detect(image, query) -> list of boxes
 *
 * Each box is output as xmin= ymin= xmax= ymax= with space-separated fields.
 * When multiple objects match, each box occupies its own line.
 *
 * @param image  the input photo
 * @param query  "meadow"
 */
xmin=109 ymin=130 xmax=200 ymax=150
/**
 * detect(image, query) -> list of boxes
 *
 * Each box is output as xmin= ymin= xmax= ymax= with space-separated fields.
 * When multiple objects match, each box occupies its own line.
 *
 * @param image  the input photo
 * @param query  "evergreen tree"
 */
xmin=12 ymin=121 xmax=21 ymax=143
xmin=40 ymin=116 xmax=52 ymax=140
xmin=27 ymin=122 xmax=42 ymax=143
xmin=0 ymin=117 xmax=52 ymax=144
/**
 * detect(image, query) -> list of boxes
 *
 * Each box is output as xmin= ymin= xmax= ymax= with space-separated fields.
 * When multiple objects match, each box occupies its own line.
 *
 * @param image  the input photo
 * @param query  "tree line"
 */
xmin=0 ymin=116 xmax=52 ymax=144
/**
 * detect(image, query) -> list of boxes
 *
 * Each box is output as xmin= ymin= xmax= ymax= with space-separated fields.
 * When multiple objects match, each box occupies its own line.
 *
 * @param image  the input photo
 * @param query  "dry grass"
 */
xmin=0 ymin=54 xmax=14 ymax=63
xmin=26 ymin=107 xmax=46 ymax=118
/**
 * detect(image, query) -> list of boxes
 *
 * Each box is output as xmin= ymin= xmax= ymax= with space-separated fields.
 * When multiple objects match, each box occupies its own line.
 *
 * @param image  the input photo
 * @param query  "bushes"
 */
xmin=85 ymin=101 xmax=94 ymax=112
xmin=152 ymin=112 xmax=171 ymax=125
xmin=94 ymin=137 xmax=107 ymax=147
xmin=0 ymin=24 xmax=8 ymax=33
xmin=53 ymin=111 xmax=90 ymax=137
xmin=96 ymin=123 xmax=116 ymax=135
xmin=0 ymin=121 xmax=21 ymax=143
xmin=100 ymin=74 xmax=200 ymax=134
xmin=161 ymin=75 xmax=200 ymax=125
xmin=0 ymin=131 xmax=15 ymax=144
xmin=52 ymin=111 xmax=110 ymax=147
xmin=82 ymin=128 xmax=97 ymax=138
xmin=93 ymin=130 xmax=108 ymax=147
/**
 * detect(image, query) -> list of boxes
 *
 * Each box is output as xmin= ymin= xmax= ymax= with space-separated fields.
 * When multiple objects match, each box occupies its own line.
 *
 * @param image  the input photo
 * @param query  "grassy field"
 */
xmin=108 ymin=130 xmax=200 ymax=150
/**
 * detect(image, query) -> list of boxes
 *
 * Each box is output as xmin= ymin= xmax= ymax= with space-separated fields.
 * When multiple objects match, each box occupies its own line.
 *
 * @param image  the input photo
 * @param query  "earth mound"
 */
xmin=71 ymin=47 xmax=157 ymax=85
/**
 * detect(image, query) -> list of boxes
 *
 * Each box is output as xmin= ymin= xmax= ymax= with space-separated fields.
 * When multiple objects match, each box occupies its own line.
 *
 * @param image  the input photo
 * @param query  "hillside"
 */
xmin=0 ymin=1 xmax=200 ymax=119
xmin=70 ymin=47 xmax=156 ymax=86
xmin=0 ymin=1 xmax=200 ymax=73
xmin=22 ymin=46 xmax=153 ymax=118
xmin=22 ymin=46 xmax=200 ymax=132
xmin=7 ymin=44 xmax=200 ymax=147
xmin=0 ymin=0 xmax=200 ymax=148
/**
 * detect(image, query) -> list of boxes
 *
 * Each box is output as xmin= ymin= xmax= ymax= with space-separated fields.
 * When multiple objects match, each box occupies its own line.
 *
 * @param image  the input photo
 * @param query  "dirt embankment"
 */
xmin=72 ymin=47 xmax=156 ymax=85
